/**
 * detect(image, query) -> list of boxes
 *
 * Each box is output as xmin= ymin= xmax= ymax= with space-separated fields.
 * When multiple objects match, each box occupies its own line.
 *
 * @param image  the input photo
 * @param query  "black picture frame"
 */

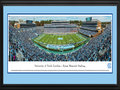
xmin=0 ymin=0 xmax=120 ymax=90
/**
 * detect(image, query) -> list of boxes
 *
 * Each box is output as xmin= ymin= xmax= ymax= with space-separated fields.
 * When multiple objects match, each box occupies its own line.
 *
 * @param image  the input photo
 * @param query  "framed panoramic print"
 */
xmin=0 ymin=0 xmax=120 ymax=90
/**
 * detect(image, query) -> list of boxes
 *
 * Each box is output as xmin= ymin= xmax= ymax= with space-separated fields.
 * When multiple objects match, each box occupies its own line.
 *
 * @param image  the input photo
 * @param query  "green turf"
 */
xmin=33 ymin=33 xmax=86 ymax=46
xmin=32 ymin=33 xmax=90 ymax=53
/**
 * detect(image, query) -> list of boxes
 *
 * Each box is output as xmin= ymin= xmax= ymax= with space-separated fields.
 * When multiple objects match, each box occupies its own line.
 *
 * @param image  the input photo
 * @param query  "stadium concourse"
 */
xmin=9 ymin=24 xmax=111 ymax=61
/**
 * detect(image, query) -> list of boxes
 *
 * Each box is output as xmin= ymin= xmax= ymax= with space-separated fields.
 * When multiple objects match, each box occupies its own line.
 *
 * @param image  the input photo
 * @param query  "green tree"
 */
xmin=9 ymin=20 xmax=17 ymax=26
xmin=35 ymin=21 xmax=40 ymax=26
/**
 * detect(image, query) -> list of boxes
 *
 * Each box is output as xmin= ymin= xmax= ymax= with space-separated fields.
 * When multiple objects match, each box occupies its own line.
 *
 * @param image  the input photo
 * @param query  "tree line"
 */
xmin=101 ymin=22 xmax=111 ymax=28
xmin=9 ymin=20 xmax=111 ymax=27
xmin=35 ymin=20 xmax=83 ymax=26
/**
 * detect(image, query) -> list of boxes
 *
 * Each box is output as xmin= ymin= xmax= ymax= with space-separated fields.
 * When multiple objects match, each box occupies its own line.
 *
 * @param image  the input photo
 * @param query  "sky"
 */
xmin=8 ymin=15 xmax=112 ymax=22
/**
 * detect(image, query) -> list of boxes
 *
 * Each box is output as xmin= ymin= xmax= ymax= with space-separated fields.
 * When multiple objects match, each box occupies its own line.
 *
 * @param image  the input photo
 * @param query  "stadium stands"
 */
xmin=80 ymin=26 xmax=97 ymax=31
xmin=44 ymin=21 xmax=78 ymax=34
xmin=78 ymin=29 xmax=98 ymax=37
xmin=78 ymin=17 xmax=102 ymax=37
xmin=9 ymin=23 xmax=111 ymax=61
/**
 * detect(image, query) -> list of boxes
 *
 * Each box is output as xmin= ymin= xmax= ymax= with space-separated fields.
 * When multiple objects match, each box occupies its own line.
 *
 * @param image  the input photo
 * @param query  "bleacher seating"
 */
xmin=9 ymin=24 xmax=111 ymax=61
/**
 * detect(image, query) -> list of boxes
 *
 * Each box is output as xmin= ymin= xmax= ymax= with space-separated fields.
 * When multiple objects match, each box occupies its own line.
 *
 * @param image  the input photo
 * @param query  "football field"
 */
xmin=33 ymin=33 xmax=88 ymax=51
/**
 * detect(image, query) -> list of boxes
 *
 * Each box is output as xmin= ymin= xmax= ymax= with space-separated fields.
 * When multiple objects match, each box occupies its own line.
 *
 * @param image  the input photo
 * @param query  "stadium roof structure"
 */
xmin=52 ymin=21 xmax=69 ymax=23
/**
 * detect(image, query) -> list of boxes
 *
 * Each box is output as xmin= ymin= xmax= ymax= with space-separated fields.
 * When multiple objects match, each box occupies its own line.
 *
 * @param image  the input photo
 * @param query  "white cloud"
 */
xmin=9 ymin=15 xmax=112 ymax=22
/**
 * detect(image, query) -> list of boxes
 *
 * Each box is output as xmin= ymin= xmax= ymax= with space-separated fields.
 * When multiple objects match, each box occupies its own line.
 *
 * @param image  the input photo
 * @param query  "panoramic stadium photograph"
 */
xmin=8 ymin=15 xmax=112 ymax=61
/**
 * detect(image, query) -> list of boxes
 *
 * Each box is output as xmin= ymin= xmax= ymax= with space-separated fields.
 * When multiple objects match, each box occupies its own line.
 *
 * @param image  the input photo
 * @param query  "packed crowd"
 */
xmin=44 ymin=28 xmax=78 ymax=34
xmin=9 ymin=24 xmax=111 ymax=61
xmin=70 ymin=24 xmax=111 ymax=61
xmin=78 ymin=26 xmax=99 ymax=37
xmin=79 ymin=29 xmax=97 ymax=36
xmin=80 ymin=26 xmax=97 ymax=31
